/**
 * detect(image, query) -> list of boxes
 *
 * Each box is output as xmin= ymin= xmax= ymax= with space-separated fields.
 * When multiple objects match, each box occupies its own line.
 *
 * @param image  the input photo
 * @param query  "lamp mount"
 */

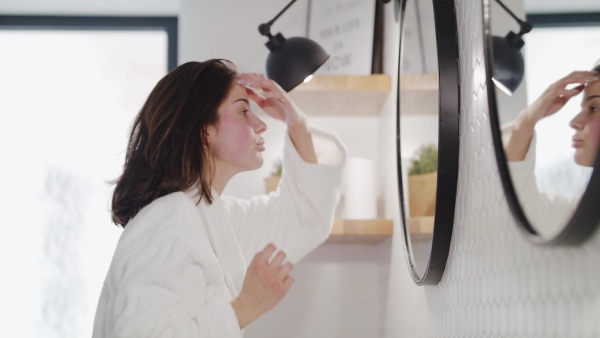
xmin=258 ymin=0 xmax=297 ymax=38
xmin=494 ymin=0 xmax=533 ymax=41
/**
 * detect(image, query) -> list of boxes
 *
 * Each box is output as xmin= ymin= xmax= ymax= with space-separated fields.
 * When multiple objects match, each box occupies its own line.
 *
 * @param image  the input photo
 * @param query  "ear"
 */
xmin=205 ymin=124 xmax=217 ymax=145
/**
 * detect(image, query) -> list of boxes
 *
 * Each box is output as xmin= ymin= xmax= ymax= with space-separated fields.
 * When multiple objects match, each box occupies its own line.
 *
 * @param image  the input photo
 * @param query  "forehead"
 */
xmin=584 ymin=81 xmax=600 ymax=98
xmin=226 ymin=84 xmax=249 ymax=103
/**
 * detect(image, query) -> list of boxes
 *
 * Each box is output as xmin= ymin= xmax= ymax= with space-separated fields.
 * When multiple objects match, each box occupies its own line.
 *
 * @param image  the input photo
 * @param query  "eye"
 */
xmin=589 ymin=106 xmax=598 ymax=114
xmin=241 ymin=110 xmax=249 ymax=116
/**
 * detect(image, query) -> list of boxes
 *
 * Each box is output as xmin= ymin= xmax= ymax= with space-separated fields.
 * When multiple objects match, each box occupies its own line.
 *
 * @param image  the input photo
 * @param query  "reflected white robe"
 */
xmin=508 ymin=134 xmax=579 ymax=237
xmin=92 ymin=126 xmax=347 ymax=337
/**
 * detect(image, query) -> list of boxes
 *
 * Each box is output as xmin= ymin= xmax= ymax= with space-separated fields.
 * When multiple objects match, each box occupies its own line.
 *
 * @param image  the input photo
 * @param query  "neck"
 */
xmin=210 ymin=160 xmax=238 ymax=196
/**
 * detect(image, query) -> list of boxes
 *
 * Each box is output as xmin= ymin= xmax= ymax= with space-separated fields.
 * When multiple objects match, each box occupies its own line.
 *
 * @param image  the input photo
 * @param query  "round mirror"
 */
xmin=397 ymin=0 xmax=459 ymax=285
xmin=484 ymin=0 xmax=600 ymax=244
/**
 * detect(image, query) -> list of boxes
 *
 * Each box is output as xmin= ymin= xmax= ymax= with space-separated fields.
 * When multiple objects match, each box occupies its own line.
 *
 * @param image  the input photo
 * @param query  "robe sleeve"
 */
xmin=221 ymin=125 xmax=347 ymax=264
xmin=93 ymin=233 xmax=242 ymax=338
xmin=507 ymin=133 xmax=578 ymax=237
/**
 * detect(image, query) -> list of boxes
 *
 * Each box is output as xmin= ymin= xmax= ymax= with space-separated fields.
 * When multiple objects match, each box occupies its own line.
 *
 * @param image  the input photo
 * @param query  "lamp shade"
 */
xmin=491 ymin=34 xmax=525 ymax=95
xmin=265 ymin=33 xmax=329 ymax=92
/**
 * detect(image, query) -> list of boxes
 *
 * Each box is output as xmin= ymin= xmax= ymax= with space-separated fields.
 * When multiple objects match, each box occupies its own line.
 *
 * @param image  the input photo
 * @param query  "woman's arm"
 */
xmin=288 ymin=121 xmax=318 ymax=165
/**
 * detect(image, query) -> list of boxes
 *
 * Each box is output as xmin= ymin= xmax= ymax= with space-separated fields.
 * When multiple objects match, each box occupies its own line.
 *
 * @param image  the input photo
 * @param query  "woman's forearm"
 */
xmin=287 ymin=121 xmax=318 ymax=164
xmin=505 ymin=114 xmax=536 ymax=162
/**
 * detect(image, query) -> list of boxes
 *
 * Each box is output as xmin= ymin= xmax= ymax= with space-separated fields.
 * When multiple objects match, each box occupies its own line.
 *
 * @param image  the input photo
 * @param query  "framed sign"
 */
xmin=308 ymin=0 xmax=383 ymax=75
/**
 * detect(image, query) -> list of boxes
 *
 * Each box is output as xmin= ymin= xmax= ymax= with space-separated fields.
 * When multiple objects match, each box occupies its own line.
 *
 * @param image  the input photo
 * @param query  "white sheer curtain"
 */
xmin=0 ymin=30 xmax=167 ymax=337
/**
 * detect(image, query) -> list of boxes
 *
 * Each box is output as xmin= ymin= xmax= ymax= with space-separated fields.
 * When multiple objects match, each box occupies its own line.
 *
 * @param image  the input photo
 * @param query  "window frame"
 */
xmin=0 ymin=15 xmax=177 ymax=71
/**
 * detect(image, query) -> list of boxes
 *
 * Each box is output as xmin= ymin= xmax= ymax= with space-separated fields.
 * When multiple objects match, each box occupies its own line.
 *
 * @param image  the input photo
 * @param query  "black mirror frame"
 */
xmin=483 ymin=0 xmax=600 ymax=246
xmin=396 ymin=0 xmax=460 ymax=285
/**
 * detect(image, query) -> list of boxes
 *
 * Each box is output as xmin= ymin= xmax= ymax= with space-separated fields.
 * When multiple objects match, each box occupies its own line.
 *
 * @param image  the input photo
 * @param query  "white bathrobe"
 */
xmin=92 ymin=126 xmax=347 ymax=338
xmin=508 ymin=134 xmax=579 ymax=237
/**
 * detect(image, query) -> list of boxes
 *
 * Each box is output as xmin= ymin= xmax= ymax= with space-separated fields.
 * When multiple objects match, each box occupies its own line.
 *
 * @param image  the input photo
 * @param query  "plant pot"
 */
xmin=407 ymin=172 xmax=437 ymax=217
xmin=264 ymin=176 xmax=281 ymax=193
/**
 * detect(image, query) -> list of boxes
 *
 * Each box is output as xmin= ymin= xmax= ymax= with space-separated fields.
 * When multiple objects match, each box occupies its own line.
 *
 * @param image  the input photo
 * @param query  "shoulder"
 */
xmin=131 ymin=192 xmax=199 ymax=232
xmin=114 ymin=192 xmax=203 ymax=259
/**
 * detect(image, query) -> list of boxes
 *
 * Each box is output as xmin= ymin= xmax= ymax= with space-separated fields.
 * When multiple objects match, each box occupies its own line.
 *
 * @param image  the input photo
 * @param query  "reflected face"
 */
xmin=570 ymin=81 xmax=600 ymax=167
xmin=208 ymin=84 xmax=267 ymax=173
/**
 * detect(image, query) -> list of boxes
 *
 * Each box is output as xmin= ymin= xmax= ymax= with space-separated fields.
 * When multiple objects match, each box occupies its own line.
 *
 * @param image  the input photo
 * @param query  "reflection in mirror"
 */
xmin=399 ymin=0 xmax=439 ymax=279
xmin=489 ymin=0 xmax=600 ymax=239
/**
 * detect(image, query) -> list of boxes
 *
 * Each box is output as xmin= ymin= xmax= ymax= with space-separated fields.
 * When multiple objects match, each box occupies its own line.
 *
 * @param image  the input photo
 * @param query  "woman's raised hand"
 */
xmin=236 ymin=73 xmax=307 ymax=129
xmin=518 ymin=71 xmax=599 ymax=126
xmin=230 ymin=243 xmax=294 ymax=329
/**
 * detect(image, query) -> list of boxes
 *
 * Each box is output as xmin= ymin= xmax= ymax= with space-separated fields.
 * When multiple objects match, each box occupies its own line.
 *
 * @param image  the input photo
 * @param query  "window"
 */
xmin=0 ymin=16 xmax=176 ymax=337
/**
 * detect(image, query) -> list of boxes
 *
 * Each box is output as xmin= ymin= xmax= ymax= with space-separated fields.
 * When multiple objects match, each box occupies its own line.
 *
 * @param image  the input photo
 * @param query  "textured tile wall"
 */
xmin=382 ymin=0 xmax=600 ymax=336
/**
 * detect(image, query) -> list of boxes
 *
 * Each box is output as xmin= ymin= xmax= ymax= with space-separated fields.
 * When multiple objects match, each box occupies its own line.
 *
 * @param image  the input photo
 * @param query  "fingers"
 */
xmin=282 ymin=275 xmax=295 ymax=292
xmin=255 ymin=243 xmax=277 ymax=264
xmin=554 ymin=71 xmax=599 ymax=88
xmin=237 ymin=73 xmax=285 ymax=94
xmin=561 ymin=84 xmax=585 ymax=98
xmin=269 ymin=251 xmax=287 ymax=267
xmin=245 ymin=87 xmax=266 ymax=104
xmin=278 ymin=262 xmax=293 ymax=279
xmin=543 ymin=82 xmax=585 ymax=101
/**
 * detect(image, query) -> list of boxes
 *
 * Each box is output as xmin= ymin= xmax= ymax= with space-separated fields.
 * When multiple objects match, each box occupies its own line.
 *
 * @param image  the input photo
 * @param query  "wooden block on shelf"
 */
xmin=407 ymin=216 xmax=434 ymax=235
xmin=326 ymin=218 xmax=393 ymax=244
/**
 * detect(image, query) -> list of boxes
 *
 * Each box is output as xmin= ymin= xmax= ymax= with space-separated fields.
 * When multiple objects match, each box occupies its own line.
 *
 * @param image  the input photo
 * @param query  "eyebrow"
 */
xmin=586 ymin=95 xmax=600 ymax=102
xmin=233 ymin=98 xmax=250 ymax=105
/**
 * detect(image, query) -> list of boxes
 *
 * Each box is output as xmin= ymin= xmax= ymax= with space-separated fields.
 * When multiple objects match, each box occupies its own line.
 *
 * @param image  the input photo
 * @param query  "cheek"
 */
xmin=588 ymin=117 xmax=600 ymax=147
xmin=215 ymin=117 xmax=254 ymax=157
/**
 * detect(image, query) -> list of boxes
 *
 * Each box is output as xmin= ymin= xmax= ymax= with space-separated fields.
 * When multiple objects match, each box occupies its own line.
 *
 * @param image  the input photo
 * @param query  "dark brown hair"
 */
xmin=111 ymin=59 xmax=237 ymax=226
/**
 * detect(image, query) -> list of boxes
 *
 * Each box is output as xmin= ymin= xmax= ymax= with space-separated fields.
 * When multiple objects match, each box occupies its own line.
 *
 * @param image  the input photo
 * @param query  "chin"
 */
xmin=574 ymin=151 xmax=595 ymax=167
xmin=249 ymin=157 xmax=264 ymax=171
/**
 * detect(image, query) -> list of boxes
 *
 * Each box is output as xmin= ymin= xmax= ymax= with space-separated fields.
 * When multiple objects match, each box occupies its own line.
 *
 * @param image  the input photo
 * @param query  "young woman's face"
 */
xmin=570 ymin=80 xmax=600 ymax=167
xmin=208 ymin=83 xmax=267 ymax=173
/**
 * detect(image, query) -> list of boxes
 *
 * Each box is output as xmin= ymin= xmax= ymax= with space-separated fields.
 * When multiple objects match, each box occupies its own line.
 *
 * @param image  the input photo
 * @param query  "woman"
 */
xmin=92 ymin=59 xmax=347 ymax=337
xmin=504 ymin=62 xmax=599 ymax=236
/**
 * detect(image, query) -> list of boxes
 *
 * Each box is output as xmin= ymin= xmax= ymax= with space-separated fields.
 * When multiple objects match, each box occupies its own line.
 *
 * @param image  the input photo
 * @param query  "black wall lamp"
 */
xmin=258 ymin=0 xmax=329 ymax=92
xmin=492 ymin=0 xmax=533 ymax=95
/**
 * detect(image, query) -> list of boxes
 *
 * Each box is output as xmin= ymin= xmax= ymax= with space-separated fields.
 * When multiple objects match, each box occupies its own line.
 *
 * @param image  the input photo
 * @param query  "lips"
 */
xmin=572 ymin=136 xmax=584 ymax=148
xmin=256 ymin=139 xmax=265 ymax=151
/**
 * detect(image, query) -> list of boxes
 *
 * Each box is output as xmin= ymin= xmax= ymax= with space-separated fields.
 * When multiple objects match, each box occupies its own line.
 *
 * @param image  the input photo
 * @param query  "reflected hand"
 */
xmin=519 ymin=71 xmax=599 ymax=126
xmin=236 ymin=73 xmax=307 ymax=129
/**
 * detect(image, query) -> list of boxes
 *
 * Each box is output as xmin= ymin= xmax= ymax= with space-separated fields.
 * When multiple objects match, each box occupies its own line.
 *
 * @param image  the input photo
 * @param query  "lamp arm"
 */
xmin=258 ymin=0 xmax=298 ymax=37
xmin=494 ymin=0 xmax=533 ymax=37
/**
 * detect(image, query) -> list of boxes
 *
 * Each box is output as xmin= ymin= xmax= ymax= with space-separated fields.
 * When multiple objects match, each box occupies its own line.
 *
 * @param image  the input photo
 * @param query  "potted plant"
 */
xmin=264 ymin=158 xmax=282 ymax=193
xmin=407 ymin=144 xmax=438 ymax=217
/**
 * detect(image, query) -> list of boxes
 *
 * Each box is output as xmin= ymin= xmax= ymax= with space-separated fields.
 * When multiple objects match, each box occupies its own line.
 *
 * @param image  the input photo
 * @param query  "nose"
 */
xmin=253 ymin=114 xmax=267 ymax=134
xmin=570 ymin=110 xmax=585 ymax=131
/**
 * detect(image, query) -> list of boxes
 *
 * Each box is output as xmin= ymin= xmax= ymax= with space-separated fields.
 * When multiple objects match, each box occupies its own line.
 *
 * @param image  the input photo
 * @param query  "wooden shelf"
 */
xmin=326 ymin=218 xmax=393 ymax=244
xmin=288 ymin=75 xmax=391 ymax=117
xmin=400 ymin=74 xmax=438 ymax=116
